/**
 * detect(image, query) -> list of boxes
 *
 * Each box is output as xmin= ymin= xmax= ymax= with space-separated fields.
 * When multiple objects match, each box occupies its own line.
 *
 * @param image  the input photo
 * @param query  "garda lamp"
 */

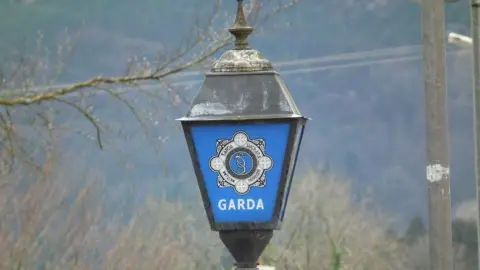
xmin=178 ymin=0 xmax=308 ymax=268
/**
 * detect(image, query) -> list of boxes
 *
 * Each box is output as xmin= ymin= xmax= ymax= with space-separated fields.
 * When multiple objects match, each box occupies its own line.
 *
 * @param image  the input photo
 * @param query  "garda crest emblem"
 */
xmin=209 ymin=131 xmax=273 ymax=195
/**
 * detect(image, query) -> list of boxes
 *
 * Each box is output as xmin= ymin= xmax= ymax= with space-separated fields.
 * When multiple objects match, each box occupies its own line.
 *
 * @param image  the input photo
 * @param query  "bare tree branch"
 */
xmin=52 ymin=97 xmax=103 ymax=149
xmin=0 ymin=0 xmax=299 ymax=107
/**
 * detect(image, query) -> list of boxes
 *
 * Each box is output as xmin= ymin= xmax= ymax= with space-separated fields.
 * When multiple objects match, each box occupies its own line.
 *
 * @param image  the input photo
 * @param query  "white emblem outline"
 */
xmin=209 ymin=131 xmax=273 ymax=195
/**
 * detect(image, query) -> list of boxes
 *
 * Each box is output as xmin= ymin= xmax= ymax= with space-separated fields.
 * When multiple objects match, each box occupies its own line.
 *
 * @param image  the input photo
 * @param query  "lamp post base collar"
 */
xmin=234 ymin=267 xmax=275 ymax=270
xmin=220 ymin=230 xmax=273 ymax=269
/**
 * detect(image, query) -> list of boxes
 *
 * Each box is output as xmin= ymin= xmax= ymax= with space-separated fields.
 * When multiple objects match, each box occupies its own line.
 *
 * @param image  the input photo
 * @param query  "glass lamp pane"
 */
xmin=279 ymin=121 xmax=306 ymax=222
xmin=190 ymin=122 xmax=291 ymax=223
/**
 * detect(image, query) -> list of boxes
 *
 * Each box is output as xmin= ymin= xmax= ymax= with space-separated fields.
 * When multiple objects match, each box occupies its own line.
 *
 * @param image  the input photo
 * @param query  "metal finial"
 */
xmin=229 ymin=0 xmax=253 ymax=50
xmin=210 ymin=0 xmax=272 ymax=72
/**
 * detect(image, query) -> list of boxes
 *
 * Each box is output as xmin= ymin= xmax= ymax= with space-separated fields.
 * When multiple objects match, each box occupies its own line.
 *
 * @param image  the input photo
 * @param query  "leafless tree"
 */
xmin=0 ymin=144 xmax=222 ymax=269
xmin=404 ymin=235 xmax=470 ymax=270
xmin=264 ymin=169 xmax=411 ymax=270
xmin=0 ymin=0 xmax=300 ymax=171
xmin=0 ymin=1 xmax=303 ymax=269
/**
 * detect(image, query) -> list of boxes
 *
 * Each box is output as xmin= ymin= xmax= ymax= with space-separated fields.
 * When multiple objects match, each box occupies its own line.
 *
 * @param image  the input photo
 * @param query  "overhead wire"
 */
xmin=172 ymin=44 xmax=423 ymax=78
xmin=170 ymin=47 xmax=467 ymax=88
xmin=2 ymin=45 xmax=468 ymax=94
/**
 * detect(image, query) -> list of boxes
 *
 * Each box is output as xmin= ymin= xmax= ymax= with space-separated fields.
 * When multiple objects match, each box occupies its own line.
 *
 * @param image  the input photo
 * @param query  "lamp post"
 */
xmin=448 ymin=1 xmax=480 ymax=268
xmin=178 ymin=1 xmax=307 ymax=269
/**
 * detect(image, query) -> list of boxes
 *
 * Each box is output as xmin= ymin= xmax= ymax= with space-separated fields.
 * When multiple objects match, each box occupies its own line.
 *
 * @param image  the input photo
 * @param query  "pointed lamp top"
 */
xmin=229 ymin=0 xmax=253 ymax=50
xmin=210 ymin=0 xmax=273 ymax=72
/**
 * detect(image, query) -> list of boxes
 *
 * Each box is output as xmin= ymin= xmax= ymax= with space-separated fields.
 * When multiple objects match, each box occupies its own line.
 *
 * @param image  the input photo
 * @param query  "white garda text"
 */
xmin=217 ymin=198 xmax=264 ymax=211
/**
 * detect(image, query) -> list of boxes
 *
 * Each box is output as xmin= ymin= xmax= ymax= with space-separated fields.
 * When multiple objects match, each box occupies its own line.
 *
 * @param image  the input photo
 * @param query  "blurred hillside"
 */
xmin=0 ymin=0 xmax=474 ymax=230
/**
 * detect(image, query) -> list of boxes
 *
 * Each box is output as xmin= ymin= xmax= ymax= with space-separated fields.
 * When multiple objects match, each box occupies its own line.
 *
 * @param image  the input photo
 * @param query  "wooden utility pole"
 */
xmin=420 ymin=0 xmax=454 ymax=269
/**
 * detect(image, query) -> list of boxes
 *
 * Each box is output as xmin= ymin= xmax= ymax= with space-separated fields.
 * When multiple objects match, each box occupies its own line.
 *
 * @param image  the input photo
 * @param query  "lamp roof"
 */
xmin=179 ymin=72 xmax=302 ymax=121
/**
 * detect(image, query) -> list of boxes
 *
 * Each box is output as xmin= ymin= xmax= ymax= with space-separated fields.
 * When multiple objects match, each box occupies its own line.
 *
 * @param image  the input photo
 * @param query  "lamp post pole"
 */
xmin=448 ymin=1 xmax=480 ymax=268
xmin=470 ymin=3 xmax=480 ymax=267
xmin=420 ymin=0 xmax=454 ymax=269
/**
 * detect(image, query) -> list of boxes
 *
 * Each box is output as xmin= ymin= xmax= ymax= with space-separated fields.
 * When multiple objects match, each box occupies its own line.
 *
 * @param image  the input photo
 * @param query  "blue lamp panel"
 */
xmin=190 ymin=123 xmax=291 ymax=223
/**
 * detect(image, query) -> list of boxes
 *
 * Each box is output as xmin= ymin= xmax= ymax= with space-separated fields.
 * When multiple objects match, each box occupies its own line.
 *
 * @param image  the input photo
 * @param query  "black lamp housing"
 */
xmin=177 ymin=1 xmax=308 ymax=268
xmin=178 ymin=71 xmax=307 ymax=231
